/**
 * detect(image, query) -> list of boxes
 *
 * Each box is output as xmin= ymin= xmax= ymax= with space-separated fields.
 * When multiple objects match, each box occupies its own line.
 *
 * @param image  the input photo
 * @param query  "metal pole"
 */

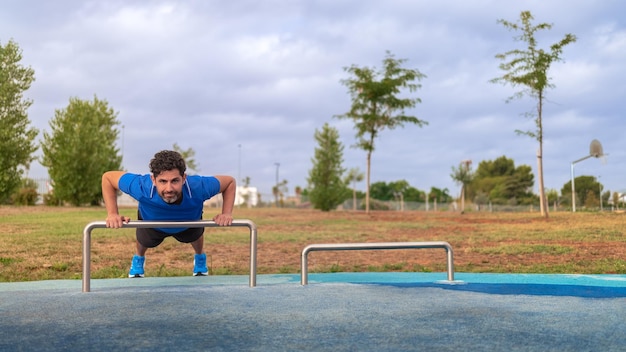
xmin=83 ymin=219 xmax=257 ymax=292
xmin=571 ymin=155 xmax=593 ymax=213
xmin=599 ymin=176 xmax=603 ymax=211
xmin=237 ymin=144 xmax=241 ymax=184
xmin=274 ymin=162 xmax=280 ymax=207
xmin=571 ymin=163 xmax=576 ymax=212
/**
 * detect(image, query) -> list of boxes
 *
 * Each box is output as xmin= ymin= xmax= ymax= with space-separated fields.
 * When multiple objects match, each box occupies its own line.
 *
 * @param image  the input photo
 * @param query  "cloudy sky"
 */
xmin=2 ymin=0 xmax=625 ymax=198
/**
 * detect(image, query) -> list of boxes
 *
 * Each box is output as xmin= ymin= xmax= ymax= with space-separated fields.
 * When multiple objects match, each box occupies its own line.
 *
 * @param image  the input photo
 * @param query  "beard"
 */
xmin=160 ymin=190 xmax=181 ymax=204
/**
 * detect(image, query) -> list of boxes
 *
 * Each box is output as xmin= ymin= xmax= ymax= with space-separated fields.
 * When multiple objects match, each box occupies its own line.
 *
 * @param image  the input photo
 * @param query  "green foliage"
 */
xmin=307 ymin=123 xmax=349 ymax=211
xmin=0 ymin=39 xmax=39 ymax=204
xmin=427 ymin=187 xmax=453 ymax=203
xmin=451 ymin=161 xmax=474 ymax=188
xmin=335 ymin=51 xmax=427 ymax=212
xmin=0 ymin=257 xmax=18 ymax=265
xmin=369 ymin=181 xmax=393 ymax=200
xmin=469 ymin=156 xmax=536 ymax=205
xmin=370 ymin=180 xmax=424 ymax=202
xmin=40 ymin=96 xmax=123 ymax=206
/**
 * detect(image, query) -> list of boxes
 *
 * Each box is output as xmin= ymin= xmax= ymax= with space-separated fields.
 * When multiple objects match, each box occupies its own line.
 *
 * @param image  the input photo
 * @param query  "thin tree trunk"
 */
xmin=461 ymin=184 xmax=465 ymax=213
xmin=537 ymin=95 xmax=549 ymax=218
xmin=537 ymin=149 xmax=548 ymax=217
xmin=366 ymin=151 xmax=371 ymax=213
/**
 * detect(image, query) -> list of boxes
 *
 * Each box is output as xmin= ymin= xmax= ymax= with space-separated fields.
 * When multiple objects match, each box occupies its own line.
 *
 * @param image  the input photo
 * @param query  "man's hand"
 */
xmin=213 ymin=213 xmax=233 ymax=226
xmin=106 ymin=214 xmax=131 ymax=228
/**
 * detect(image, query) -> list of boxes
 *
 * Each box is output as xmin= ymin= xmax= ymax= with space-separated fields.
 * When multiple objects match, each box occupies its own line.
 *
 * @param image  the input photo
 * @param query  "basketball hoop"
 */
xmin=590 ymin=139 xmax=604 ymax=158
xmin=571 ymin=139 xmax=608 ymax=212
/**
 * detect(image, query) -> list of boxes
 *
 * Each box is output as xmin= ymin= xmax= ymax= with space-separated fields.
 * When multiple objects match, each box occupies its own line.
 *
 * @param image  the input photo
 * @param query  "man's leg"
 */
xmin=129 ymin=242 xmax=147 ymax=278
xmin=190 ymin=235 xmax=204 ymax=255
xmin=136 ymin=241 xmax=149 ymax=256
xmin=129 ymin=228 xmax=164 ymax=278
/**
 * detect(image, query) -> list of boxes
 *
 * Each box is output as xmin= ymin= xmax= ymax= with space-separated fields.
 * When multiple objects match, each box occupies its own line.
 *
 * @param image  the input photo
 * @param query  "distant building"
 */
xmin=204 ymin=186 xmax=259 ymax=208
xmin=235 ymin=186 xmax=259 ymax=207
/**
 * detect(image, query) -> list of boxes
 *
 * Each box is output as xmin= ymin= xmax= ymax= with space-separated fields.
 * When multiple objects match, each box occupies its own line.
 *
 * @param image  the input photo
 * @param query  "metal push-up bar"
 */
xmin=82 ymin=219 xmax=258 ymax=292
xmin=300 ymin=241 xmax=455 ymax=285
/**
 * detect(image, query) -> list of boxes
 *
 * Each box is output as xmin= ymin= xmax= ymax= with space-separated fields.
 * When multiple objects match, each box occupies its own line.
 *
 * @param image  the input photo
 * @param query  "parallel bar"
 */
xmin=300 ymin=241 xmax=454 ymax=285
xmin=82 ymin=219 xmax=257 ymax=292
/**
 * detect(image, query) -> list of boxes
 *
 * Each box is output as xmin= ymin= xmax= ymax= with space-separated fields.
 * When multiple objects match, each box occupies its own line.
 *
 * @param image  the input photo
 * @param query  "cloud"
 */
xmin=2 ymin=0 xmax=625 ymax=197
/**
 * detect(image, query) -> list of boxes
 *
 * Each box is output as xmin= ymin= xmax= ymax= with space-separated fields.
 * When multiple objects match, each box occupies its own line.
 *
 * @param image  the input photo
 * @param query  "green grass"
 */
xmin=1 ymin=206 xmax=626 ymax=282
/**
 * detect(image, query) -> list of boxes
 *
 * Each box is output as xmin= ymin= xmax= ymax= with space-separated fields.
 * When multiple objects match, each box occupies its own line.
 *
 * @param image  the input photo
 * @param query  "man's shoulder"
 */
xmin=119 ymin=173 xmax=150 ymax=190
xmin=186 ymin=175 xmax=216 ymax=182
xmin=121 ymin=172 xmax=148 ymax=179
xmin=186 ymin=175 xmax=220 ymax=196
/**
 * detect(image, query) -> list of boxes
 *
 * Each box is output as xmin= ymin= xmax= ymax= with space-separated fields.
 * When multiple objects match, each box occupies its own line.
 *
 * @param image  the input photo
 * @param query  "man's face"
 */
xmin=151 ymin=169 xmax=186 ymax=204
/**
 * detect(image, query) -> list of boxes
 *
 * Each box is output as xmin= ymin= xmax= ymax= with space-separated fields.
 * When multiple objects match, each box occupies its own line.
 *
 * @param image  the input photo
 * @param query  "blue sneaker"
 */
xmin=193 ymin=253 xmax=208 ymax=276
xmin=129 ymin=255 xmax=145 ymax=278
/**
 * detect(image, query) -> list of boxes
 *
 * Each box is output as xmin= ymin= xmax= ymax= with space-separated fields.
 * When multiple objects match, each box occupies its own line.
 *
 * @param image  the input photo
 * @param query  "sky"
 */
xmin=2 ymin=0 xmax=625 ymax=198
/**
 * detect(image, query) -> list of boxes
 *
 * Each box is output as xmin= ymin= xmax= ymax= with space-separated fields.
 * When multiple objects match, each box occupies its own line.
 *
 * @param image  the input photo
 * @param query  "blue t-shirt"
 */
xmin=118 ymin=173 xmax=221 ymax=233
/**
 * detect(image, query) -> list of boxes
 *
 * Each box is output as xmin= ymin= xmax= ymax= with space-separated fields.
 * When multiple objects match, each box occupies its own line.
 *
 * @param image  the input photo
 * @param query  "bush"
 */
xmin=43 ymin=192 xmax=63 ymax=206
xmin=12 ymin=187 xmax=38 ymax=205
xmin=11 ymin=178 xmax=39 ymax=205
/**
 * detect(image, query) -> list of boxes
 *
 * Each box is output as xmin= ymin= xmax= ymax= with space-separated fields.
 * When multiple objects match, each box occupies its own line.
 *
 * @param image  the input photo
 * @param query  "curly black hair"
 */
xmin=149 ymin=150 xmax=186 ymax=177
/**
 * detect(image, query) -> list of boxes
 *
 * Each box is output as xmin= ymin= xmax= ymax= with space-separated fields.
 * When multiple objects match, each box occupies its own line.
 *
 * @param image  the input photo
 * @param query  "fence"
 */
xmin=28 ymin=179 xmax=613 ymax=212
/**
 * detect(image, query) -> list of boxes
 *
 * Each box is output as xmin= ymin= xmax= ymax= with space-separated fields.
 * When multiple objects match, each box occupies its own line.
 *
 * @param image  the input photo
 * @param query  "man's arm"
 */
xmin=102 ymin=171 xmax=130 ymax=228
xmin=213 ymin=175 xmax=236 ymax=226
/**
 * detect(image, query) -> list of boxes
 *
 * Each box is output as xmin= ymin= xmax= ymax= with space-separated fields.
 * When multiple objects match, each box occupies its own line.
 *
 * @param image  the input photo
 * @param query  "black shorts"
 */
xmin=136 ymin=211 xmax=204 ymax=248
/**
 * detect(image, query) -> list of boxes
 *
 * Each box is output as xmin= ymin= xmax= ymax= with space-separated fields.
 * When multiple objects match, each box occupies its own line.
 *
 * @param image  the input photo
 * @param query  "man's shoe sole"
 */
xmin=193 ymin=272 xmax=208 ymax=276
xmin=129 ymin=274 xmax=145 ymax=278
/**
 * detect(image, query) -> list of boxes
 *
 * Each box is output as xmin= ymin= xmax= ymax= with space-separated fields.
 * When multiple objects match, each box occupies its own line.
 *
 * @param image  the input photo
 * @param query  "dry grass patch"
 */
xmin=1 ymin=206 xmax=626 ymax=281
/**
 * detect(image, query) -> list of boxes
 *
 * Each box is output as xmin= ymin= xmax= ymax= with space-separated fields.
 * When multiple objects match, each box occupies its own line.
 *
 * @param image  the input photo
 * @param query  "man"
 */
xmin=102 ymin=150 xmax=235 ymax=277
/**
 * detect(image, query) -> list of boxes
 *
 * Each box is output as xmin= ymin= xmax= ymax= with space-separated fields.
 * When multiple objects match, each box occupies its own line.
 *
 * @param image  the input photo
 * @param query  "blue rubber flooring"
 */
xmin=1 ymin=272 xmax=625 ymax=351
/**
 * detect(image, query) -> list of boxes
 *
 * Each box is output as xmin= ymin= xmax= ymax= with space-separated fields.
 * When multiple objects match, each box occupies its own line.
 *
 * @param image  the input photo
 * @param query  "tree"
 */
xmin=294 ymin=185 xmax=303 ymax=204
xmin=491 ymin=11 xmax=577 ymax=218
xmin=469 ymin=156 xmax=536 ymax=205
xmin=335 ymin=51 xmax=427 ymax=213
xmin=561 ymin=175 xmax=600 ymax=210
xmin=370 ymin=181 xmax=394 ymax=200
xmin=344 ymin=167 xmax=364 ymax=211
xmin=173 ymin=143 xmax=199 ymax=174
xmin=399 ymin=182 xmax=423 ymax=202
xmin=389 ymin=180 xmax=410 ymax=211
xmin=272 ymin=179 xmax=288 ymax=207
xmin=612 ymin=192 xmax=622 ymax=210
xmin=307 ymin=123 xmax=349 ymax=211
xmin=451 ymin=160 xmax=474 ymax=213
xmin=546 ymin=188 xmax=559 ymax=209
xmin=0 ymin=39 xmax=38 ymax=203
xmin=584 ymin=190 xmax=599 ymax=209
xmin=41 ymin=96 xmax=122 ymax=206
xmin=369 ymin=180 xmax=424 ymax=209
xmin=428 ymin=187 xmax=452 ymax=204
